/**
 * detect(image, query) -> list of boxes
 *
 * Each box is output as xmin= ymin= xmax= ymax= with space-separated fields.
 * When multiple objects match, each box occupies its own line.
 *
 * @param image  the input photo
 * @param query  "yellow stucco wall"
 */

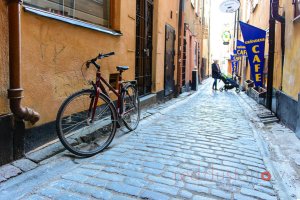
xmin=0 ymin=0 xmax=181 ymax=127
xmin=20 ymin=0 xmax=136 ymax=126
xmin=152 ymin=0 xmax=179 ymax=92
xmin=239 ymin=0 xmax=300 ymax=100
xmin=282 ymin=0 xmax=300 ymax=100
xmin=0 ymin=1 xmax=9 ymax=115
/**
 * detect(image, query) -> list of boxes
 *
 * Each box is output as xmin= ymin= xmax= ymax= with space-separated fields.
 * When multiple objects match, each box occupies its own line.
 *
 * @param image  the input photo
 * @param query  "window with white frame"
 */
xmin=23 ymin=0 xmax=111 ymax=28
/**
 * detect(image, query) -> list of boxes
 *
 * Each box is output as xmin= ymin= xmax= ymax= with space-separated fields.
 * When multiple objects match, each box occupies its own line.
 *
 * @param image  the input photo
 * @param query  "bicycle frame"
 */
xmin=88 ymin=69 xmax=122 ymax=121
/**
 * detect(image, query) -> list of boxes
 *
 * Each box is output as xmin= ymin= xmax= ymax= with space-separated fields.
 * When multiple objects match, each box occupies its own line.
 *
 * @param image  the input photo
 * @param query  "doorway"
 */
xmin=135 ymin=0 xmax=154 ymax=96
xmin=164 ymin=24 xmax=176 ymax=96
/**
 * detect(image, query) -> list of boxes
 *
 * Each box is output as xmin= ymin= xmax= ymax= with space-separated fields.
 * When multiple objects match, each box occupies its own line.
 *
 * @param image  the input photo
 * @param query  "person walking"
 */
xmin=212 ymin=60 xmax=221 ymax=90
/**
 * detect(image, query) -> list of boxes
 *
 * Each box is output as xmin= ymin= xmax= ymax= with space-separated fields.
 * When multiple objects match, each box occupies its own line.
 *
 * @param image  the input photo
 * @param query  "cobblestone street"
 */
xmin=0 ymin=79 xmax=292 ymax=200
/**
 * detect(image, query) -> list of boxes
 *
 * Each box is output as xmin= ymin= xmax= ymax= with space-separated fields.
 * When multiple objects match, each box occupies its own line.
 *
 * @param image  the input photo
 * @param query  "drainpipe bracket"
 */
xmin=7 ymin=88 xmax=24 ymax=99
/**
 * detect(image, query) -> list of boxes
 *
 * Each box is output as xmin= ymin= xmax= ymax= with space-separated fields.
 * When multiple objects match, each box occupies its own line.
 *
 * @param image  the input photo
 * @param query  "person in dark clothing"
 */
xmin=212 ymin=60 xmax=221 ymax=90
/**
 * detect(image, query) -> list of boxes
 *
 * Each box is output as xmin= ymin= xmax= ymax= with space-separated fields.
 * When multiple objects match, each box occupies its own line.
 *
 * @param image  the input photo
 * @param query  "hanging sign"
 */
xmin=239 ymin=21 xmax=266 ymax=87
xmin=236 ymin=40 xmax=247 ymax=56
xmin=219 ymin=0 xmax=240 ymax=13
xmin=222 ymin=31 xmax=231 ymax=45
xmin=231 ymin=55 xmax=238 ymax=75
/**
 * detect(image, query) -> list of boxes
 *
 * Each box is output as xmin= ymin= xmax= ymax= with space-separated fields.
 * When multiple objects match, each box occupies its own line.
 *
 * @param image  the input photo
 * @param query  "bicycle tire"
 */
xmin=56 ymin=89 xmax=117 ymax=157
xmin=121 ymin=85 xmax=140 ymax=131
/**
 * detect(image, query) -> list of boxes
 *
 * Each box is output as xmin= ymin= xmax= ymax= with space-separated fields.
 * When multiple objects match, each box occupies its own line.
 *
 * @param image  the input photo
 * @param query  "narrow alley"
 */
xmin=0 ymin=80 xmax=289 ymax=200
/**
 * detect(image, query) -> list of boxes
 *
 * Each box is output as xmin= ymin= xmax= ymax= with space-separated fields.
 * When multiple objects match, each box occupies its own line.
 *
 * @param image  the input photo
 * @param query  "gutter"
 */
xmin=266 ymin=0 xmax=285 ymax=110
xmin=7 ymin=0 xmax=40 ymax=124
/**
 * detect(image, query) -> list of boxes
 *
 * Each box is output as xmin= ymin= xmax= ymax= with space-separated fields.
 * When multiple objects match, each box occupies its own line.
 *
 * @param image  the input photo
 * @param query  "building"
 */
xmin=0 ymin=0 xmax=208 ymax=165
xmin=235 ymin=0 xmax=300 ymax=137
xmin=176 ymin=0 xmax=209 ymax=93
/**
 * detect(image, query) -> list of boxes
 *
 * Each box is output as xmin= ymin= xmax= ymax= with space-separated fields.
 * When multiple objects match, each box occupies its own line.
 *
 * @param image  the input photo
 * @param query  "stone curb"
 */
xmin=234 ymin=91 xmax=293 ymax=200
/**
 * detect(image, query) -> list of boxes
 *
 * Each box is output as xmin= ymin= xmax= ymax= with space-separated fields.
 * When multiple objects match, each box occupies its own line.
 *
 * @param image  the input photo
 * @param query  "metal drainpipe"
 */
xmin=271 ymin=0 xmax=285 ymax=91
xmin=266 ymin=0 xmax=285 ymax=110
xmin=7 ymin=0 xmax=40 ymax=124
xmin=271 ymin=0 xmax=285 ymax=23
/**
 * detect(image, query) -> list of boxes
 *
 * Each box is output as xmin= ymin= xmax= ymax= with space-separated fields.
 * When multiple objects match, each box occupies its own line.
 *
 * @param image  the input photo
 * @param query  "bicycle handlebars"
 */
xmin=86 ymin=52 xmax=115 ymax=69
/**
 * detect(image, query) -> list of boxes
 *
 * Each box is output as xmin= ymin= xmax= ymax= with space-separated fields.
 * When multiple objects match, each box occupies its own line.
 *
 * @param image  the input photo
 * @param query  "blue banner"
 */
xmin=239 ymin=21 xmax=266 ymax=87
xmin=236 ymin=40 xmax=247 ymax=56
xmin=230 ymin=54 xmax=238 ymax=75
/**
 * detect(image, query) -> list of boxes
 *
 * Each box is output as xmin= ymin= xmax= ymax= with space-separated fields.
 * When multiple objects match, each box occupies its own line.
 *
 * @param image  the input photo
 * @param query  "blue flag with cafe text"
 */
xmin=239 ymin=21 xmax=266 ymax=87
xmin=236 ymin=40 xmax=247 ymax=56
xmin=230 ymin=55 xmax=238 ymax=75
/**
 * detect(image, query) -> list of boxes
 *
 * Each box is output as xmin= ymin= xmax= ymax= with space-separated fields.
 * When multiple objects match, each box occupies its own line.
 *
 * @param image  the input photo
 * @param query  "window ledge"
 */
xmin=294 ymin=15 xmax=300 ymax=23
xmin=23 ymin=6 xmax=122 ymax=36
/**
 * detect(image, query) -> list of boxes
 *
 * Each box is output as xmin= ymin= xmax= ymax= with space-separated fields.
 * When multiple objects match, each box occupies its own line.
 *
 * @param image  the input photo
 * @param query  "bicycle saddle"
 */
xmin=116 ymin=66 xmax=129 ymax=71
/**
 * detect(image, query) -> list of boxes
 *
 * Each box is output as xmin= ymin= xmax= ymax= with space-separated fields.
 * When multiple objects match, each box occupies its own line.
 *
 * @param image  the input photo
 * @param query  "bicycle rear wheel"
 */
xmin=56 ymin=89 xmax=117 ymax=157
xmin=122 ymin=85 xmax=140 ymax=131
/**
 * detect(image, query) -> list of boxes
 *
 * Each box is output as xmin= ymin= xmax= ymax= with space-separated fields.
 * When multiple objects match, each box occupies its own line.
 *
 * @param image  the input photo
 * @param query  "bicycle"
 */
xmin=56 ymin=52 xmax=140 ymax=157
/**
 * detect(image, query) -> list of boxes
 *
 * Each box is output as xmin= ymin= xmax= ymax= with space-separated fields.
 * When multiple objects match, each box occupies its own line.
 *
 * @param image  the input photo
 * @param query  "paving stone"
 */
xmin=106 ymin=182 xmax=142 ymax=196
xmin=223 ymin=161 xmax=247 ymax=170
xmin=96 ymin=172 xmax=125 ymax=182
xmin=121 ymin=169 xmax=148 ymax=179
xmin=61 ymin=174 xmax=90 ymax=183
xmin=180 ymin=190 xmax=193 ymax=199
xmin=254 ymin=185 xmax=276 ymax=195
xmin=139 ymin=190 xmax=170 ymax=200
xmin=148 ymin=175 xmax=176 ymax=185
xmin=240 ymin=187 xmax=277 ymax=200
xmin=143 ymin=161 xmax=165 ymax=170
xmin=54 ymin=192 xmax=88 ymax=200
xmin=112 ymin=195 xmax=137 ymax=200
xmin=0 ymin=164 xmax=22 ymax=179
xmin=193 ymin=195 xmax=218 ymax=200
xmin=12 ymin=159 xmax=38 ymax=172
xmin=68 ymin=182 xmax=113 ymax=199
xmin=49 ymin=179 xmax=75 ymax=190
xmin=186 ymin=183 xmax=210 ymax=194
xmin=124 ymin=177 xmax=149 ymax=187
xmin=84 ymin=177 xmax=108 ymax=188
xmin=233 ymin=193 xmax=257 ymax=200
xmin=211 ymin=189 xmax=232 ymax=199
xmin=38 ymin=187 xmax=61 ymax=199
xmin=25 ymin=194 xmax=48 ymax=200
xmin=147 ymin=183 xmax=180 ymax=196
xmin=72 ymin=168 xmax=99 ymax=177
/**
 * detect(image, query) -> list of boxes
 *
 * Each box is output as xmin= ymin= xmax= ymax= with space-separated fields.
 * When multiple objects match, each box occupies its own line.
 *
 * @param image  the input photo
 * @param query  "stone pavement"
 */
xmin=0 ymin=79 xmax=287 ymax=200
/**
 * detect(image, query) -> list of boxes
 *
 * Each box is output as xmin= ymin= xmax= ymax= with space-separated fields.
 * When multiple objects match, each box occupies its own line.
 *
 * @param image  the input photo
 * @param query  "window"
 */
xmin=294 ymin=0 xmax=300 ymax=19
xmin=23 ymin=0 xmax=111 ymax=28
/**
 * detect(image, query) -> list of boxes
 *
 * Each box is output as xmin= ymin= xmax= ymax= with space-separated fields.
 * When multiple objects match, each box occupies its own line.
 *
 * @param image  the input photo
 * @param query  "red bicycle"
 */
xmin=56 ymin=52 xmax=140 ymax=157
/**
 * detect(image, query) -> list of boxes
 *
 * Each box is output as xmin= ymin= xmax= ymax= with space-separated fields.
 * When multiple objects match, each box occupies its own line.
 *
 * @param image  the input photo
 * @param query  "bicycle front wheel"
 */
xmin=122 ymin=85 xmax=140 ymax=131
xmin=56 ymin=89 xmax=117 ymax=157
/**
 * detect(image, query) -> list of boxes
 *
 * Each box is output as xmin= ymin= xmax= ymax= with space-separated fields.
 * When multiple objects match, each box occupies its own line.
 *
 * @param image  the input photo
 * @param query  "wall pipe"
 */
xmin=266 ymin=0 xmax=285 ymax=110
xmin=7 ymin=0 xmax=40 ymax=124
